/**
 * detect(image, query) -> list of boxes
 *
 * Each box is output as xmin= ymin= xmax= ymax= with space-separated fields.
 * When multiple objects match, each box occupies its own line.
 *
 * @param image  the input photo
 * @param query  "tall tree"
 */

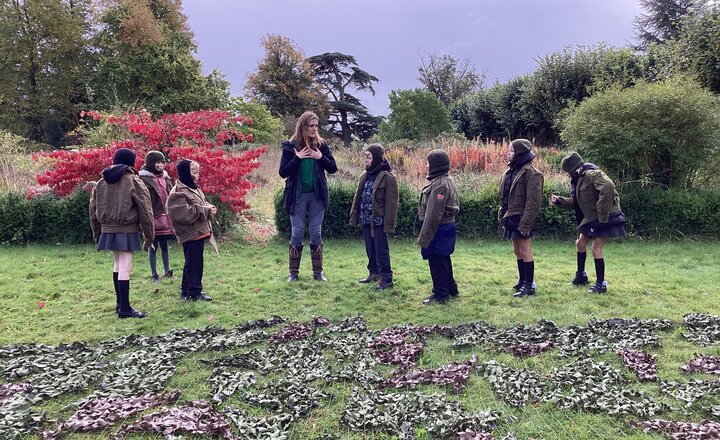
xmin=307 ymin=52 xmax=381 ymax=146
xmin=417 ymin=54 xmax=485 ymax=107
xmin=244 ymin=34 xmax=323 ymax=119
xmin=0 ymin=0 xmax=92 ymax=146
xmin=90 ymin=0 xmax=227 ymax=114
xmin=634 ymin=0 xmax=704 ymax=49
xmin=380 ymin=88 xmax=451 ymax=142
xmin=674 ymin=3 xmax=720 ymax=93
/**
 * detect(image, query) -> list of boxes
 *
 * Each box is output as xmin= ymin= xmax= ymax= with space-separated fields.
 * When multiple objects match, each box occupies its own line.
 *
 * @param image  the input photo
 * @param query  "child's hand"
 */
xmin=549 ymin=194 xmax=558 ymax=206
xmin=209 ymin=204 xmax=217 ymax=215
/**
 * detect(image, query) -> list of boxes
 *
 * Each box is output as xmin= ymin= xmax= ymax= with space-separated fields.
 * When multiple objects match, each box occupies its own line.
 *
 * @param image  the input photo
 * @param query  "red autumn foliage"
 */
xmin=35 ymin=110 xmax=267 ymax=212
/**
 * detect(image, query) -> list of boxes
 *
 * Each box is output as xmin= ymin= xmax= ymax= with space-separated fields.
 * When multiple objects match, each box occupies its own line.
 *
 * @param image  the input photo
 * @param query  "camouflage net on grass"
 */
xmin=0 ymin=313 xmax=718 ymax=439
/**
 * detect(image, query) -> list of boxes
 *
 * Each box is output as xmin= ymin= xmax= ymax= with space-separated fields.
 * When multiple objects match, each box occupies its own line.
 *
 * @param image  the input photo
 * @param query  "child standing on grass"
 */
xmin=89 ymin=148 xmax=154 ymax=319
xmin=549 ymin=152 xmax=626 ymax=294
xmin=166 ymin=159 xmax=216 ymax=302
xmin=417 ymin=149 xmax=460 ymax=305
xmin=498 ymin=139 xmax=544 ymax=298
xmin=349 ymin=143 xmax=399 ymax=289
xmin=139 ymin=151 xmax=174 ymax=284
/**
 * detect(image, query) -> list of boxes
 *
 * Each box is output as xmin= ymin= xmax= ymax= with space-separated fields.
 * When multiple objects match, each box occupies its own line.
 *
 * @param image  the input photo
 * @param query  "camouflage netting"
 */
xmin=0 ymin=313 xmax=718 ymax=439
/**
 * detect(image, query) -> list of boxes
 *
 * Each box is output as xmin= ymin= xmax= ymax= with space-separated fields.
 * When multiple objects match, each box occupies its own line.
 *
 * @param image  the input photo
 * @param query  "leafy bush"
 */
xmin=36 ymin=110 xmax=267 ymax=212
xmin=379 ymin=89 xmax=451 ymax=142
xmin=0 ymin=190 xmax=234 ymax=245
xmin=561 ymin=78 xmax=720 ymax=188
xmin=621 ymin=185 xmax=720 ymax=238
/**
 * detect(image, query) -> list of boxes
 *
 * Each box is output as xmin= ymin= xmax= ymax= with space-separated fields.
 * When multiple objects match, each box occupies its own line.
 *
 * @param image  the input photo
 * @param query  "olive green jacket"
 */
xmin=498 ymin=162 xmax=544 ymax=233
xmin=554 ymin=169 xmax=622 ymax=225
xmin=89 ymin=170 xmax=154 ymax=244
xmin=417 ymin=175 xmax=460 ymax=248
xmin=349 ymin=170 xmax=399 ymax=235
xmin=166 ymin=181 xmax=214 ymax=244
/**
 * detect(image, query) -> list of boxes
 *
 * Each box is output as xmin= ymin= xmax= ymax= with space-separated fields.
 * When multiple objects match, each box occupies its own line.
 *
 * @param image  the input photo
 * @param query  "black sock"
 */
xmin=516 ymin=259 xmax=525 ymax=283
xmin=594 ymin=258 xmax=605 ymax=284
xmin=577 ymin=252 xmax=587 ymax=273
xmin=524 ymin=260 xmax=535 ymax=285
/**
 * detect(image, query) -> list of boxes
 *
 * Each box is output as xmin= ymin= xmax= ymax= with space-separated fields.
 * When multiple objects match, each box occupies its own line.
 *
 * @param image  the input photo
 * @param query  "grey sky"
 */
xmin=182 ymin=0 xmax=644 ymax=116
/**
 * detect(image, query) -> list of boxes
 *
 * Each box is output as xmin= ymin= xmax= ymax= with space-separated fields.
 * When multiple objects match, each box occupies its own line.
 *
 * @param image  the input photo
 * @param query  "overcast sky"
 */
xmin=182 ymin=0 xmax=644 ymax=116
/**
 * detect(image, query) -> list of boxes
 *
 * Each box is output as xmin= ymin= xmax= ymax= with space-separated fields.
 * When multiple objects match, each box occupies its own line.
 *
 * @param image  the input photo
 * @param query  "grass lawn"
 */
xmin=1 ymin=238 xmax=719 ymax=439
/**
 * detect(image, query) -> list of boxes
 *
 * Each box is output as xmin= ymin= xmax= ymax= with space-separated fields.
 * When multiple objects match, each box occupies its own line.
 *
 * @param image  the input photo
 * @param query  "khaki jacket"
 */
xmin=166 ymin=181 xmax=214 ymax=244
xmin=417 ymin=175 xmax=460 ymax=248
xmin=498 ymin=162 xmax=544 ymax=233
xmin=89 ymin=170 xmax=154 ymax=244
xmin=349 ymin=170 xmax=399 ymax=235
xmin=555 ymin=169 xmax=621 ymax=225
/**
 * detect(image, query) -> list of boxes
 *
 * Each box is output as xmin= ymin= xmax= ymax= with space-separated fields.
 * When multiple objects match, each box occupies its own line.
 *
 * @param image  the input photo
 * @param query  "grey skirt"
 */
xmin=97 ymin=232 xmax=141 ymax=251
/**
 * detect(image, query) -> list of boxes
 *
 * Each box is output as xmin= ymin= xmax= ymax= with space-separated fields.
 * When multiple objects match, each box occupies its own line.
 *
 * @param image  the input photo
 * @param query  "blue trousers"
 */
xmin=290 ymin=192 xmax=325 ymax=246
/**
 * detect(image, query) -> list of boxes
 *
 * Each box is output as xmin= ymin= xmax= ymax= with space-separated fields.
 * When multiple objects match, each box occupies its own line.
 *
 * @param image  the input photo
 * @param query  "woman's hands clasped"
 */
xmin=295 ymin=147 xmax=322 ymax=160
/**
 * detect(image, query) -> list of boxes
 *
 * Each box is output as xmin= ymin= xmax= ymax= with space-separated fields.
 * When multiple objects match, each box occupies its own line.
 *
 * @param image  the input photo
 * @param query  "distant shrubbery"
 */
xmin=272 ymin=181 xmax=720 ymax=241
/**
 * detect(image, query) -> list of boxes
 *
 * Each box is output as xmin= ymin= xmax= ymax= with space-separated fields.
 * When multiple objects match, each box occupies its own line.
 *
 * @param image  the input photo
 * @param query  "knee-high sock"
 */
xmin=524 ymin=260 xmax=535 ymax=285
xmin=594 ymin=258 xmax=605 ymax=284
xmin=517 ymin=259 xmax=525 ymax=282
xmin=577 ymin=252 xmax=587 ymax=273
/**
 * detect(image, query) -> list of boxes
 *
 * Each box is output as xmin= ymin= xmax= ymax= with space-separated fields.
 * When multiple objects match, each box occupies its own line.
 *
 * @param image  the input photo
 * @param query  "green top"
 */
xmin=300 ymin=158 xmax=315 ymax=193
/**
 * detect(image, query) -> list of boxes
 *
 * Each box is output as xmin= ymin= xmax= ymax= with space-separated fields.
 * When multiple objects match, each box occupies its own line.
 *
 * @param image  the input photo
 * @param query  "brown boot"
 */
xmin=310 ymin=243 xmax=327 ymax=281
xmin=288 ymin=244 xmax=303 ymax=281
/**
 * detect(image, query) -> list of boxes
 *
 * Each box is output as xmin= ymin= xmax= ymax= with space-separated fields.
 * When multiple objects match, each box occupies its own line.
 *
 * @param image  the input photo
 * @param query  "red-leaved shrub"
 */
xmin=35 ymin=110 xmax=267 ymax=212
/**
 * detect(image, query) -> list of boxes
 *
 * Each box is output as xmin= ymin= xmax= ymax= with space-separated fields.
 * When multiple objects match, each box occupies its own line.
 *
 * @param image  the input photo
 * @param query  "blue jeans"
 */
xmin=290 ymin=192 xmax=325 ymax=246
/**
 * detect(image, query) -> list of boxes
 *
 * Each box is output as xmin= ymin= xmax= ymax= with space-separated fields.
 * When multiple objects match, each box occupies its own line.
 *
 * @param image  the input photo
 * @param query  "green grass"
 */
xmin=1 ymin=238 xmax=719 ymax=439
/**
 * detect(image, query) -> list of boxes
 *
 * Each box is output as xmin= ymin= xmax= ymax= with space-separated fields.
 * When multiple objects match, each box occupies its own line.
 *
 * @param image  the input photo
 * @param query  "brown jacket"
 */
xmin=498 ymin=162 xmax=544 ymax=233
xmin=349 ymin=170 xmax=399 ymax=235
xmin=89 ymin=169 xmax=154 ymax=244
xmin=166 ymin=181 xmax=214 ymax=244
xmin=554 ymin=168 xmax=621 ymax=226
xmin=417 ymin=175 xmax=460 ymax=248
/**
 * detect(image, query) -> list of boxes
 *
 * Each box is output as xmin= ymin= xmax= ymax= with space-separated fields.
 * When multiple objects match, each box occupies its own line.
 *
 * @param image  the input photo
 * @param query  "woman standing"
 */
xmin=139 ymin=151 xmax=174 ymax=284
xmin=349 ymin=144 xmax=399 ymax=289
xmin=89 ymin=148 xmax=154 ymax=319
xmin=279 ymin=111 xmax=337 ymax=281
xmin=166 ymin=159 xmax=216 ymax=302
xmin=498 ymin=139 xmax=544 ymax=298
xmin=417 ymin=149 xmax=460 ymax=305
xmin=549 ymin=152 xmax=626 ymax=293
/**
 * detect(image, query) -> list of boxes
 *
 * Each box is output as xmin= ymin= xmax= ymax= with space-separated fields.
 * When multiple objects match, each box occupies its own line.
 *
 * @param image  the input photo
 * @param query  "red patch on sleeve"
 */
xmin=437 ymin=194 xmax=445 ymax=200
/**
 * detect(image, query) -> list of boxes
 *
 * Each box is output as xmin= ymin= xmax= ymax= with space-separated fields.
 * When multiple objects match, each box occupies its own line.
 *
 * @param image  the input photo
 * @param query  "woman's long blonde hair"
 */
xmin=291 ymin=111 xmax=324 ymax=150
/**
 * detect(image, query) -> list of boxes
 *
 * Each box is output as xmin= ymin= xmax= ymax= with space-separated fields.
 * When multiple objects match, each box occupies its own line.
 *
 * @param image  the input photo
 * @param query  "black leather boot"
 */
xmin=310 ymin=243 xmax=327 ymax=281
xmin=288 ymin=244 xmax=303 ymax=281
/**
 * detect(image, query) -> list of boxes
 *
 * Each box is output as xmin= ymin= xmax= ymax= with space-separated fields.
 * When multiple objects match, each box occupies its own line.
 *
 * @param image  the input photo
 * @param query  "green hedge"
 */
xmin=3 ymin=183 xmax=720 ymax=244
xmin=622 ymin=186 xmax=720 ymax=238
xmin=0 ymin=190 xmax=92 ymax=244
xmin=0 ymin=190 xmax=234 ymax=245
xmin=274 ymin=183 xmax=720 ymax=240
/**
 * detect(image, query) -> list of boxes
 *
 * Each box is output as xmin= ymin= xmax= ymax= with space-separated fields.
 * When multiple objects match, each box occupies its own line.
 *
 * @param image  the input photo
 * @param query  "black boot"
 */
xmin=359 ymin=273 xmax=380 ymax=283
xmin=117 ymin=280 xmax=145 ymax=319
xmin=375 ymin=276 xmax=394 ymax=290
xmin=288 ymin=244 xmax=303 ymax=281
xmin=113 ymin=272 xmax=119 ymax=313
xmin=572 ymin=271 xmax=589 ymax=286
xmin=310 ymin=243 xmax=327 ymax=281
